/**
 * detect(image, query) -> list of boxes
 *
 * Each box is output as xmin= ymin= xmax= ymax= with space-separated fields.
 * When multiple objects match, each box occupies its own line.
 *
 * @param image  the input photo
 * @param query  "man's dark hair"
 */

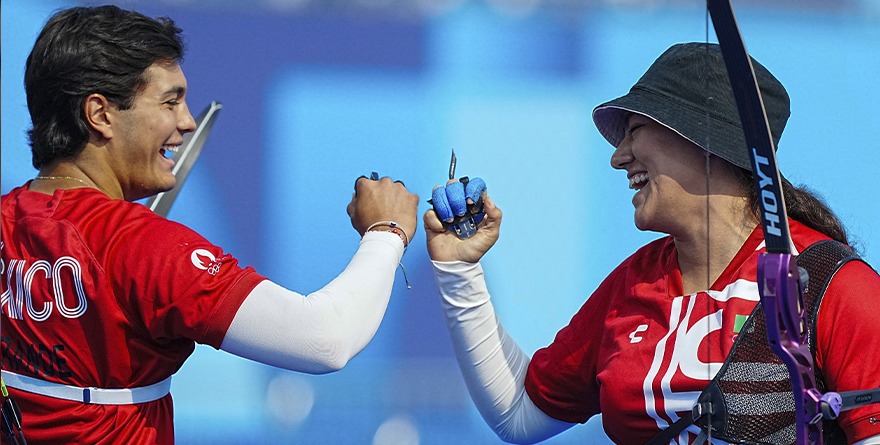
xmin=25 ymin=5 xmax=185 ymax=169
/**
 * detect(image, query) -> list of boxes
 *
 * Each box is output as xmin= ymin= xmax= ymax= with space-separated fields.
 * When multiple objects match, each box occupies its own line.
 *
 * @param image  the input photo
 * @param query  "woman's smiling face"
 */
xmin=610 ymin=113 xmax=713 ymax=236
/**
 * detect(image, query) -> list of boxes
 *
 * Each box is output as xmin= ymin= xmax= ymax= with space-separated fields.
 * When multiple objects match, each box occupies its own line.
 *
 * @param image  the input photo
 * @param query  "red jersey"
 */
xmin=524 ymin=220 xmax=880 ymax=444
xmin=1 ymin=184 xmax=266 ymax=444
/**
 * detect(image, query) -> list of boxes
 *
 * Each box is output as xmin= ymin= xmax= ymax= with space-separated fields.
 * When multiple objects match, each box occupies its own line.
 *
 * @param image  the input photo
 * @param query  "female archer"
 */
xmin=424 ymin=42 xmax=880 ymax=444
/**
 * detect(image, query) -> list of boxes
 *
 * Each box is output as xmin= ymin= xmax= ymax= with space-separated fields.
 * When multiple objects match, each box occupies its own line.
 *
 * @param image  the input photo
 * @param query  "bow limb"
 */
xmin=705 ymin=1 xmax=822 ymax=444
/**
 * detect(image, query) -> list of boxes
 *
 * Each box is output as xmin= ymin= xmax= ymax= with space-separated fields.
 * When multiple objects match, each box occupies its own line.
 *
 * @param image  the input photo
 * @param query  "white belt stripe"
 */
xmin=1 ymin=370 xmax=171 ymax=405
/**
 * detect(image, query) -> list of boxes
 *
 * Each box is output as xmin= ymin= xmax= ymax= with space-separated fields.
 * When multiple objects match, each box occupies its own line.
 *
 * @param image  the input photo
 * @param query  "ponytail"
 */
xmin=736 ymin=168 xmax=849 ymax=245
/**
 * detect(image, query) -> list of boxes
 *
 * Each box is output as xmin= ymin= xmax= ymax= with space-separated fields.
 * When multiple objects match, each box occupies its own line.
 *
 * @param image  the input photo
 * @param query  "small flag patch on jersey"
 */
xmin=733 ymin=314 xmax=750 ymax=333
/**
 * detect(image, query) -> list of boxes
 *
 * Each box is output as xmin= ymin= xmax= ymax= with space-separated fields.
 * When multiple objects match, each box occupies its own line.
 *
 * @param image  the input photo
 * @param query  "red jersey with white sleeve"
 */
xmin=1 ymin=184 xmax=266 ymax=444
xmin=524 ymin=219 xmax=880 ymax=444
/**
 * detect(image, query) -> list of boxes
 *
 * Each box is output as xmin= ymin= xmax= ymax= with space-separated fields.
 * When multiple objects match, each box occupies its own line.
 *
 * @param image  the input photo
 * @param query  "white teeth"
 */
xmin=629 ymin=172 xmax=649 ymax=190
xmin=161 ymin=145 xmax=179 ymax=160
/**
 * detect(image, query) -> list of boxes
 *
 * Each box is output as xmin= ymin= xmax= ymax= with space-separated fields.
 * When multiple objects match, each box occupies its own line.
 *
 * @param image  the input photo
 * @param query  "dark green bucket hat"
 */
xmin=592 ymin=42 xmax=790 ymax=172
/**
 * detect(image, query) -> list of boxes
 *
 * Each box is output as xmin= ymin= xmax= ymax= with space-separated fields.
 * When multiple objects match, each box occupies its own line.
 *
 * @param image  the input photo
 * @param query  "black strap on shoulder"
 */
xmin=644 ymin=411 xmax=694 ymax=445
xmin=799 ymin=240 xmax=861 ymax=360
xmin=799 ymin=240 xmax=862 ymax=444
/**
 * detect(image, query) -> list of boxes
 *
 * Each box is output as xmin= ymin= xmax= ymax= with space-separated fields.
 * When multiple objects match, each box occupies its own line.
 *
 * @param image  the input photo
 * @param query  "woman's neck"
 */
xmin=674 ymin=197 xmax=758 ymax=295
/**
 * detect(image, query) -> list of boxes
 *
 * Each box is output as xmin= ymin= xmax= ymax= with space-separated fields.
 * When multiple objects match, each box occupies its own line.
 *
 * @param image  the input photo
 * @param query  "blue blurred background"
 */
xmin=3 ymin=0 xmax=878 ymax=443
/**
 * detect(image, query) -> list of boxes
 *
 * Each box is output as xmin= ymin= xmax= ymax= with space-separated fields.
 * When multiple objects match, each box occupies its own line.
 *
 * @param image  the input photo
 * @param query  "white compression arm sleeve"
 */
xmin=853 ymin=435 xmax=880 ymax=445
xmin=432 ymin=260 xmax=575 ymax=444
xmin=220 ymin=231 xmax=403 ymax=374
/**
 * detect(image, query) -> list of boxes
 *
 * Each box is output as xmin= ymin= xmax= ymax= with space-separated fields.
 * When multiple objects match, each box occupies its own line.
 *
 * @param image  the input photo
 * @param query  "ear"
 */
xmin=84 ymin=93 xmax=114 ymax=140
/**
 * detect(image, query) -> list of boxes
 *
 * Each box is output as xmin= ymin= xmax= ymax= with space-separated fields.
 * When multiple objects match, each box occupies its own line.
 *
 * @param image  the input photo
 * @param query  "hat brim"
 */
xmin=592 ymin=86 xmax=753 ymax=171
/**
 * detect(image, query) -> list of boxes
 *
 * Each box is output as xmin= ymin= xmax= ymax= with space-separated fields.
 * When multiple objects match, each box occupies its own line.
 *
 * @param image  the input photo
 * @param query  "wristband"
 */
xmin=365 ymin=220 xmax=411 ymax=289
xmin=366 ymin=220 xmax=409 ymax=248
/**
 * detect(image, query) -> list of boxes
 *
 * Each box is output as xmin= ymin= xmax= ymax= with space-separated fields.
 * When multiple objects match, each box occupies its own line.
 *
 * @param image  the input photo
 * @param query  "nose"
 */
xmin=610 ymin=137 xmax=634 ymax=170
xmin=179 ymin=103 xmax=197 ymax=134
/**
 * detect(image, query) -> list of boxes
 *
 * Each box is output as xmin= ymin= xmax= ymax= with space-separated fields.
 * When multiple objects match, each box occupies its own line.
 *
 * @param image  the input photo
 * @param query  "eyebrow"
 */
xmin=625 ymin=115 xmax=639 ymax=132
xmin=162 ymin=86 xmax=186 ymax=98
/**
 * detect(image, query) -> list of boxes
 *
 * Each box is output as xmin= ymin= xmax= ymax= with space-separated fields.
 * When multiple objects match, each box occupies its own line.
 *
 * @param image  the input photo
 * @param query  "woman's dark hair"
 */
xmin=25 ymin=5 xmax=185 ymax=169
xmin=734 ymin=168 xmax=850 ymax=245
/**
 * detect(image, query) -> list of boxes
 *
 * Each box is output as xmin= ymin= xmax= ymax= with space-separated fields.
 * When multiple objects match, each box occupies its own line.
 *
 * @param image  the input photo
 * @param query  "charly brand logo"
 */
xmin=191 ymin=249 xmax=221 ymax=275
xmin=629 ymin=324 xmax=649 ymax=344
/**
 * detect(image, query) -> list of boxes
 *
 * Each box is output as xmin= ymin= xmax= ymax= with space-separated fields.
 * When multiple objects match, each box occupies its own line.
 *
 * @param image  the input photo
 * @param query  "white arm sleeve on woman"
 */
xmin=853 ymin=435 xmax=880 ymax=445
xmin=432 ymin=260 xmax=575 ymax=444
xmin=220 ymin=231 xmax=403 ymax=374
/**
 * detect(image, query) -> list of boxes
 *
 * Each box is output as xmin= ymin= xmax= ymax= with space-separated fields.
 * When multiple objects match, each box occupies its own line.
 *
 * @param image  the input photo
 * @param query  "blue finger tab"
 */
xmin=445 ymin=182 xmax=467 ymax=216
xmin=432 ymin=186 xmax=454 ymax=221
xmin=465 ymin=177 xmax=486 ymax=203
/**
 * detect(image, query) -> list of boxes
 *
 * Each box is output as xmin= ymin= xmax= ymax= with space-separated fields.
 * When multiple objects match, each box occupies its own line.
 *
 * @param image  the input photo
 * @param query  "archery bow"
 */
xmin=706 ymin=1 xmax=842 ymax=444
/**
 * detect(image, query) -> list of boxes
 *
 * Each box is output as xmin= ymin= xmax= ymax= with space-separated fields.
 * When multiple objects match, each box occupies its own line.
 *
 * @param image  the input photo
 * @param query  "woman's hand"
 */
xmin=424 ymin=179 xmax=502 ymax=263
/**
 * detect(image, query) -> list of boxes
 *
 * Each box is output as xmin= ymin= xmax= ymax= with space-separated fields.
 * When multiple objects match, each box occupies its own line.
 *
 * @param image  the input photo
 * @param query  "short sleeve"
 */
xmin=815 ymin=260 xmax=880 ymax=442
xmin=105 ymin=210 xmax=266 ymax=348
xmin=524 ymin=273 xmax=622 ymax=424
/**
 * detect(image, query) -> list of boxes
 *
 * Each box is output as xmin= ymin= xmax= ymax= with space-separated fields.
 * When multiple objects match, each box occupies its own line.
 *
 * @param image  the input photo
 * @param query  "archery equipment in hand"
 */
xmin=429 ymin=149 xmax=487 ymax=239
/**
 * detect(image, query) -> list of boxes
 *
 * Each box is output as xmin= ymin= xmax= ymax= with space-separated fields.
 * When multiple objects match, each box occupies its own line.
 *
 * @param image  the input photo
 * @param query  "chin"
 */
xmin=130 ymin=181 xmax=175 ymax=202
xmin=158 ymin=174 xmax=177 ymax=192
xmin=633 ymin=214 xmax=659 ymax=233
xmin=632 ymin=209 xmax=647 ymax=231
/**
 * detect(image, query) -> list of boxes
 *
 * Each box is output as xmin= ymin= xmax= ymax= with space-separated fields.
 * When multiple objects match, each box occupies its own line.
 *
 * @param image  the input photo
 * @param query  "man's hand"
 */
xmin=348 ymin=176 xmax=419 ymax=244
